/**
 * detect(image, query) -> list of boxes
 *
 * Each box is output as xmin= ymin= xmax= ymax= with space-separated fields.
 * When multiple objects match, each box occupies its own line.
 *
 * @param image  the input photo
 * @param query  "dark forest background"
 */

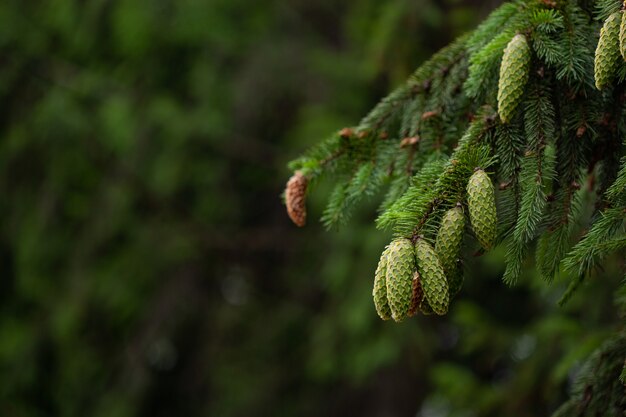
xmin=0 ymin=1 xmax=623 ymax=416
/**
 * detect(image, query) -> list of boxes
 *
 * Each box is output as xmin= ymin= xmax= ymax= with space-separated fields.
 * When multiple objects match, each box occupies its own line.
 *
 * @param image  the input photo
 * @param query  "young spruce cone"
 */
xmin=372 ymin=246 xmax=393 ymax=320
xmin=415 ymin=239 xmax=449 ymax=316
xmin=285 ymin=171 xmax=308 ymax=227
xmin=467 ymin=169 xmax=497 ymax=251
xmin=435 ymin=205 xmax=465 ymax=275
xmin=595 ymin=12 xmax=621 ymax=90
xmin=447 ymin=259 xmax=464 ymax=298
xmin=497 ymin=33 xmax=530 ymax=124
xmin=620 ymin=11 xmax=626 ymax=60
xmin=435 ymin=206 xmax=465 ymax=297
xmin=385 ymin=238 xmax=416 ymax=322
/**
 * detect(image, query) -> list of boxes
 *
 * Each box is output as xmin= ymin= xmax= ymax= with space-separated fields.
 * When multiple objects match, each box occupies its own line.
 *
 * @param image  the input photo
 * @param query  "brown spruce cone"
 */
xmin=285 ymin=171 xmax=308 ymax=227
xmin=408 ymin=270 xmax=424 ymax=317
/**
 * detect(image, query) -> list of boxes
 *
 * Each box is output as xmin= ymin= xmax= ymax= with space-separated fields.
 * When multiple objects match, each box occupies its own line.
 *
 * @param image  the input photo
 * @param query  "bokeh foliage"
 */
xmin=0 ymin=1 xmax=622 ymax=417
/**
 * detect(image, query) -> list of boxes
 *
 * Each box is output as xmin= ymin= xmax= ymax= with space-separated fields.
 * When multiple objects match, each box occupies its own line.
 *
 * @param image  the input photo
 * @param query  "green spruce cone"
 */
xmin=447 ymin=259 xmax=464 ymax=298
xmin=619 ymin=11 xmax=626 ymax=60
xmin=408 ymin=271 xmax=423 ymax=317
xmin=372 ymin=246 xmax=392 ymax=320
xmin=385 ymin=238 xmax=416 ymax=322
xmin=497 ymin=33 xmax=530 ymax=123
xmin=467 ymin=169 xmax=497 ymax=251
xmin=415 ymin=239 xmax=449 ymax=315
xmin=595 ymin=12 xmax=621 ymax=90
xmin=435 ymin=205 xmax=465 ymax=274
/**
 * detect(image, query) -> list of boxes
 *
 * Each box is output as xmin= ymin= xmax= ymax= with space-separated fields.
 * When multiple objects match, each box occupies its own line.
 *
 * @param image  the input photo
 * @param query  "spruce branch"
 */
xmin=286 ymin=0 xmax=626 ymax=306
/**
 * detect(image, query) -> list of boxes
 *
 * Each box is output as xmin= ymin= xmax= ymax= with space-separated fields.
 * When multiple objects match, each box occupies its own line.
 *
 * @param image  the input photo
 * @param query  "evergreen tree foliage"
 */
xmin=286 ymin=0 xmax=626 ymax=414
xmin=551 ymin=331 xmax=626 ymax=417
xmin=287 ymin=0 xmax=625 ymax=309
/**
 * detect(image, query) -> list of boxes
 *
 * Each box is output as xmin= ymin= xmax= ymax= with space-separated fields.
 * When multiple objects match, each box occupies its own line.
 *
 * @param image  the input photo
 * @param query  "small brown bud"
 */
xmin=285 ymin=171 xmax=308 ymax=227
xmin=339 ymin=127 xmax=353 ymax=139
xmin=379 ymin=131 xmax=389 ymax=140
xmin=576 ymin=125 xmax=587 ymax=137
xmin=421 ymin=110 xmax=440 ymax=120
xmin=400 ymin=136 xmax=419 ymax=147
xmin=357 ymin=130 xmax=370 ymax=139
xmin=539 ymin=0 xmax=557 ymax=8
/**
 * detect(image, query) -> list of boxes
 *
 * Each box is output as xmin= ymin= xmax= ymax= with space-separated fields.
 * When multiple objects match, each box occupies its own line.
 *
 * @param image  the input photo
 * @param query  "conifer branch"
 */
xmin=286 ymin=0 xmax=626 ymax=308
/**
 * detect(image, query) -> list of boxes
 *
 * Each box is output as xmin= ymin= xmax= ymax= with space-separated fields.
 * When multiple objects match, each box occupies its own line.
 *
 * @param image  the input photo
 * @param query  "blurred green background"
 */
xmin=0 ymin=1 xmax=623 ymax=416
